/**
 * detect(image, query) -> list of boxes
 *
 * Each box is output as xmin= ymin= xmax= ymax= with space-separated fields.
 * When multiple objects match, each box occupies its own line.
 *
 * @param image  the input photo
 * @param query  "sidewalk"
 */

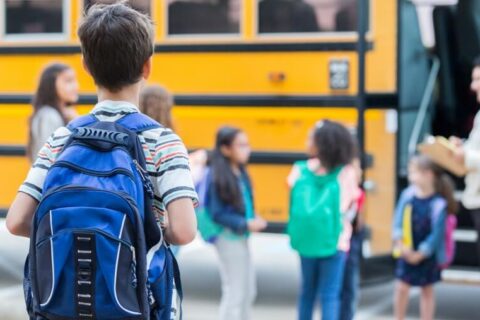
xmin=0 ymin=285 xmax=27 ymax=320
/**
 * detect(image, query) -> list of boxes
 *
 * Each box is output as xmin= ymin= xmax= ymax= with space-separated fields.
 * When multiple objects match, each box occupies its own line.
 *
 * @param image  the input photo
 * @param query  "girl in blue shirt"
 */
xmin=392 ymin=155 xmax=457 ymax=320
xmin=207 ymin=126 xmax=267 ymax=320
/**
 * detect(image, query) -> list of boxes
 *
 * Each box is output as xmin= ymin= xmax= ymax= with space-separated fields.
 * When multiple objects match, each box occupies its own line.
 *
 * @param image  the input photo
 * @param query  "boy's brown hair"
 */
xmin=78 ymin=1 xmax=154 ymax=92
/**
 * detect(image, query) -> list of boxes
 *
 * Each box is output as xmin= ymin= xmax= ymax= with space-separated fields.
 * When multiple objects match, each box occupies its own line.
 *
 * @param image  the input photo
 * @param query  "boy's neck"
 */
xmin=97 ymin=83 xmax=141 ymax=106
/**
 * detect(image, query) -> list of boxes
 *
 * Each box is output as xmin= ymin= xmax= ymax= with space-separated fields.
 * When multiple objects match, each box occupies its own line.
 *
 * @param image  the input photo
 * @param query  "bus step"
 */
xmin=442 ymin=268 xmax=480 ymax=285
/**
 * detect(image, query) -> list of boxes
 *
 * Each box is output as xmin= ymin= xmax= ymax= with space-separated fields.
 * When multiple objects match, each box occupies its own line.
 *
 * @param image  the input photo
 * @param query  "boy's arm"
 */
xmin=7 ymin=128 xmax=68 ymax=237
xmin=164 ymin=198 xmax=197 ymax=245
xmin=154 ymin=130 xmax=198 ymax=245
xmin=6 ymin=193 xmax=38 ymax=237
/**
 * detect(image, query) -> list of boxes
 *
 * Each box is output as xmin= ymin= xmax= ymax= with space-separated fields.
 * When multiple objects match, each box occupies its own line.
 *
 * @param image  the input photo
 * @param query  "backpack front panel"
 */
xmin=29 ymin=121 xmax=149 ymax=320
xmin=26 ymin=115 xmax=183 ymax=320
xmin=288 ymin=162 xmax=342 ymax=257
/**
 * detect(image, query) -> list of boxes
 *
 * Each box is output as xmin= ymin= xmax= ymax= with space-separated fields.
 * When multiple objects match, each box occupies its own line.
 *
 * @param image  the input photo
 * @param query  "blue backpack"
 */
xmin=24 ymin=113 xmax=183 ymax=320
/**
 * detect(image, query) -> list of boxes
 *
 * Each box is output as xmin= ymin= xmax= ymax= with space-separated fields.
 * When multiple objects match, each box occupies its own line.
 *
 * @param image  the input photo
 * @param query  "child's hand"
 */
xmin=400 ymin=246 xmax=412 ymax=258
xmin=392 ymin=240 xmax=404 ymax=258
xmin=404 ymin=251 xmax=425 ymax=265
xmin=248 ymin=217 xmax=267 ymax=232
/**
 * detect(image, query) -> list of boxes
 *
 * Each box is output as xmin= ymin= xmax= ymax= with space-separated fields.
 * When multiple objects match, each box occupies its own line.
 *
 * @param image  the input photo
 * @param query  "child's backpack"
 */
xmin=439 ymin=214 xmax=457 ymax=269
xmin=429 ymin=197 xmax=457 ymax=269
xmin=393 ymin=190 xmax=457 ymax=269
xmin=23 ymin=113 xmax=182 ymax=320
xmin=194 ymin=167 xmax=223 ymax=243
xmin=287 ymin=161 xmax=343 ymax=258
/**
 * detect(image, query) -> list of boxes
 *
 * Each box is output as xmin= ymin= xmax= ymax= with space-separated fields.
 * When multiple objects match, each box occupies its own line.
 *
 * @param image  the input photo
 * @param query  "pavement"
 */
xmin=0 ymin=221 xmax=478 ymax=319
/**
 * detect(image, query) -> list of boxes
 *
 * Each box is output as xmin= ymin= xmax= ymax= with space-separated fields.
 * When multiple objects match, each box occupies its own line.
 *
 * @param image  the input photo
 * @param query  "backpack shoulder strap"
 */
xmin=67 ymin=112 xmax=162 ymax=133
xmin=430 ymin=196 xmax=448 ymax=221
xmin=116 ymin=112 xmax=162 ymax=133
xmin=116 ymin=113 xmax=164 ymax=250
xmin=66 ymin=114 xmax=98 ymax=131
xmin=399 ymin=186 xmax=416 ymax=212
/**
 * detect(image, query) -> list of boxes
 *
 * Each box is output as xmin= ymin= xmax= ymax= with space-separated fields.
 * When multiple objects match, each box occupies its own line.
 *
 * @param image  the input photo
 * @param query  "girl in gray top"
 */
xmin=28 ymin=63 xmax=79 ymax=162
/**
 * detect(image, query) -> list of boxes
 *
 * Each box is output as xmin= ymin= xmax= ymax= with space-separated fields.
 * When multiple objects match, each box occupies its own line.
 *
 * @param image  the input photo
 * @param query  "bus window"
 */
xmin=167 ymin=0 xmax=240 ymax=35
xmin=258 ymin=0 xmax=365 ymax=34
xmin=84 ymin=0 xmax=150 ymax=15
xmin=4 ymin=0 xmax=65 ymax=37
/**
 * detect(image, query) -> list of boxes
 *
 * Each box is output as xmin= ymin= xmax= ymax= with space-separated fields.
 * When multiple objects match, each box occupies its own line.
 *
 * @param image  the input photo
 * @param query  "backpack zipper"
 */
xmin=52 ymin=161 xmax=135 ymax=180
xmin=31 ymin=186 xmax=144 ymax=310
xmin=133 ymin=160 xmax=155 ymax=198
xmin=37 ymin=227 xmax=134 ymax=253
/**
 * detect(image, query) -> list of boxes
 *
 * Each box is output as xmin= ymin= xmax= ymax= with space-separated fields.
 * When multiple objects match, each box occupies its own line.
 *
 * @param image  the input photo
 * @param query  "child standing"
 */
xmin=288 ymin=120 xmax=359 ymax=320
xmin=207 ymin=126 xmax=267 ymax=320
xmin=139 ymin=84 xmax=175 ymax=130
xmin=393 ymin=155 xmax=457 ymax=320
xmin=340 ymin=157 xmax=366 ymax=320
xmin=28 ymin=63 xmax=79 ymax=162
xmin=7 ymin=4 xmax=198 ymax=318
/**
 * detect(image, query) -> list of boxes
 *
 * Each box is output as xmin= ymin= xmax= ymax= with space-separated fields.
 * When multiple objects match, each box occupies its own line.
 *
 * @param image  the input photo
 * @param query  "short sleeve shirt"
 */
xmin=19 ymin=100 xmax=198 ymax=224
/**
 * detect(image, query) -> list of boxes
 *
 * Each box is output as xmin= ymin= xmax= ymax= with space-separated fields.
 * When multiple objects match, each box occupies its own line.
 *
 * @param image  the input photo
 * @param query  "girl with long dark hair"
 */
xmin=28 ymin=63 xmax=79 ymax=161
xmin=207 ymin=126 xmax=267 ymax=320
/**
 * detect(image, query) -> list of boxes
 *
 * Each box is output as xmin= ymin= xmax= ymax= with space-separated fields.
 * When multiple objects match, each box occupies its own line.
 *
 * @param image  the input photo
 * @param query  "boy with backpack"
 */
xmin=7 ymin=3 xmax=197 ymax=319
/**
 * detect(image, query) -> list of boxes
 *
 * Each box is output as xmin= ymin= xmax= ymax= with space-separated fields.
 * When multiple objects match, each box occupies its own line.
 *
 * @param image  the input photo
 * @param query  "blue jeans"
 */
xmin=298 ymin=251 xmax=347 ymax=320
xmin=340 ymin=232 xmax=363 ymax=320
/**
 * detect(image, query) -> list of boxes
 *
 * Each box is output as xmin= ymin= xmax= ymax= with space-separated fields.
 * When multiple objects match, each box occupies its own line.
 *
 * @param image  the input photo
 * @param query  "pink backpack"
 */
xmin=439 ymin=214 xmax=457 ymax=269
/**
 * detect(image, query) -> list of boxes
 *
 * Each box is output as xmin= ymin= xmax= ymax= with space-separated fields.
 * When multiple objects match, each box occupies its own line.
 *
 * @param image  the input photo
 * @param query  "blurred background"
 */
xmin=0 ymin=0 xmax=479 ymax=319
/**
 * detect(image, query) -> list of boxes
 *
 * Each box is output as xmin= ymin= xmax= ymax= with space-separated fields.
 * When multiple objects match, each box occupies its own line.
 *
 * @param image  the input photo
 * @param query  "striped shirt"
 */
xmin=20 ymin=100 xmax=198 ymax=224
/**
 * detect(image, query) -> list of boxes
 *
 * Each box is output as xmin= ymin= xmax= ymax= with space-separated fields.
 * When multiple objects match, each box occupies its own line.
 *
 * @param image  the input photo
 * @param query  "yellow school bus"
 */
xmin=1 ymin=0 xmax=449 ymax=272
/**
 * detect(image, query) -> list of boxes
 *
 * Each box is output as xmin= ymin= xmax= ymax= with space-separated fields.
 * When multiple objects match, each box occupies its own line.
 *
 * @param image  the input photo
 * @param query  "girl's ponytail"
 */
xmin=435 ymin=172 xmax=458 ymax=215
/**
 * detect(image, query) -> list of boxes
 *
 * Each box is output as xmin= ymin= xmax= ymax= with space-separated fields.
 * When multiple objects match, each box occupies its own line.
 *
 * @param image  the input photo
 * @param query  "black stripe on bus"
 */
xmin=0 ymin=144 xmax=306 ymax=164
xmin=263 ymin=222 xmax=287 ymax=234
xmin=0 ymin=208 xmax=6 ymax=218
xmin=0 ymin=145 xmax=25 ymax=156
xmin=0 ymin=42 xmax=373 ymax=55
xmin=0 ymin=93 xmax=397 ymax=108
xmin=175 ymin=94 xmax=397 ymax=108
xmin=249 ymin=152 xmax=307 ymax=164
xmin=0 ymin=94 xmax=97 ymax=105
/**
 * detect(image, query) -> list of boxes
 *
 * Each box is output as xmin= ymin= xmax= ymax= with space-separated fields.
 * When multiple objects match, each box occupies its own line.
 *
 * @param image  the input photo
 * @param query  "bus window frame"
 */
xmin=253 ymin=0 xmax=373 ymax=40
xmin=82 ymin=0 xmax=152 ymax=16
xmin=164 ymin=0 xmax=244 ymax=41
xmin=1 ymin=0 xmax=70 ymax=43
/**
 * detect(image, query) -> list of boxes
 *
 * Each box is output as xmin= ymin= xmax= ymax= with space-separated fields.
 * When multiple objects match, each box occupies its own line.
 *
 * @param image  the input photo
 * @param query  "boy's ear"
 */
xmin=142 ymin=57 xmax=152 ymax=80
xmin=81 ymin=57 xmax=91 ymax=76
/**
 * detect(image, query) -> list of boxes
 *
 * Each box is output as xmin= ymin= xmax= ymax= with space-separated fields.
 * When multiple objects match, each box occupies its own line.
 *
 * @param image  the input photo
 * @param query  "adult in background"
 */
xmin=451 ymin=56 xmax=480 ymax=266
